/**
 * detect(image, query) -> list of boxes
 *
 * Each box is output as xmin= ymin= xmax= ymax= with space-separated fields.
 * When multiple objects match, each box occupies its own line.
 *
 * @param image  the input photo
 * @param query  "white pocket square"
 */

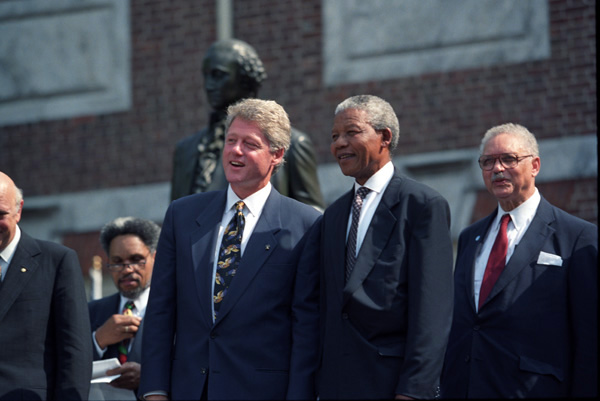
xmin=537 ymin=251 xmax=563 ymax=266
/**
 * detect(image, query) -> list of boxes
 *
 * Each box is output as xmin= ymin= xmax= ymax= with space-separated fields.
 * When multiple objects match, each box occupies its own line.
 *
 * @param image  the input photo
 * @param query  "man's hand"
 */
xmin=106 ymin=361 xmax=141 ymax=390
xmin=94 ymin=314 xmax=142 ymax=349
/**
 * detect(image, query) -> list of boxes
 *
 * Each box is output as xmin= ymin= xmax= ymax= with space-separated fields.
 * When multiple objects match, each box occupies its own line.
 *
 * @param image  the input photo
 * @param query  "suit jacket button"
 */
xmin=342 ymin=313 xmax=349 ymax=320
xmin=464 ymin=355 xmax=470 ymax=363
xmin=473 ymin=325 xmax=480 ymax=331
xmin=210 ymin=333 xmax=216 ymax=339
xmin=201 ymin=368 xmax=207 ymax=374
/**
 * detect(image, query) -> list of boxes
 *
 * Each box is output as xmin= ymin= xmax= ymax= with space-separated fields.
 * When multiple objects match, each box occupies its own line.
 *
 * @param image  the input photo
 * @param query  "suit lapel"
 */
xmin=329 ymin=189 xmax=353 ymax=300
xmin=0 ymin=233 xmax=40 ymax=323
xmin=190 ymin=192 xmax=227 ymax=327
xmin=482 ymin=198 xmax=556 ymax=307
xmin=214 ymin=190 xmax=281 ymax=325
xmin=343 ymin=175 xmax=401 ymax=305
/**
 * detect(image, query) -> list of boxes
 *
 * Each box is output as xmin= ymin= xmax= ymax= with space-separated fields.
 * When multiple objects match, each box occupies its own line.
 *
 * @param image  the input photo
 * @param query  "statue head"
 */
xmin=202 ymin=39 xmax=267 ymax=112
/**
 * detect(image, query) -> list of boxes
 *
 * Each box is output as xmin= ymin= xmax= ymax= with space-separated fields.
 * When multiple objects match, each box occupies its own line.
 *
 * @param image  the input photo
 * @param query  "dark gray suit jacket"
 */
xmin=0 ymin=232 xmax=92 ymax=400
xmin=318 ymin=170 xmax=454 ymax=399
xmin=88 ymin=293 xmax=144 ymax=363
xmin=88 ymin=293 xmax=144 ymax=400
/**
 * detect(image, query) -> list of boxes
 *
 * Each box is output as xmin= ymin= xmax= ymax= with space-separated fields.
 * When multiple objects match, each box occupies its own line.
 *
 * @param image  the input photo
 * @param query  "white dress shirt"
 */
xmin=211 ymin=183 xmax=272 ymax=321
xmin=473 ymin=188 xmax=541 ymax=311
xmin=0 ymin=225 xmax=21 ymax=282
xmin=346 ymin=161 xmax=394 ymax=256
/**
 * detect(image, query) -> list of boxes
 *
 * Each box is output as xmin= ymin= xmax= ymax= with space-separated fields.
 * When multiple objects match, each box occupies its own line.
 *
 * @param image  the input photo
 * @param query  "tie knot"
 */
xmin=356 ymin=187 xmax=371 ymax=200
xmin=123 ymin=300 xmax=135 ymax=315
xmin=500 ymin=213 xmax=511 ymax=227
xmin=234 ymin=201 xmax=245 ymax=214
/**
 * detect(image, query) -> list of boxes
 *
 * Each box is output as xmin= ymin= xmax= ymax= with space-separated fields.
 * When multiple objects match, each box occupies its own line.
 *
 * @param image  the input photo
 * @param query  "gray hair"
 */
xmin=100 ymin=217 xmax=161 ymax=255
xmin=335 ymin=95 xmax=400 ymax=151
xmin=480 ymin=123 xmax=539 ymax=157
xmin=225 ymin=98 xmax=291 ymax=172
xmin=204 ymin=39 xmax=267 ymax=95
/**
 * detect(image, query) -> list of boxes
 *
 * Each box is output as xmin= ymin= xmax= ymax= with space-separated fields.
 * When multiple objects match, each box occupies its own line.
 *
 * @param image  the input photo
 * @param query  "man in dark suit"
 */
xmin=140 ymin=98 xmax=321 ymax=400
xmin=170 ymin=38 xmax=324 ymax=211
xmin=88 ymin=217 xmax=161 ymax=399
xmin=0 ymin=171 xmax=92 ymax=400
xmin=317 ymin=95 xmax=454 ymax=399
xmin=441 ymin=123 xmax=598 ymax=398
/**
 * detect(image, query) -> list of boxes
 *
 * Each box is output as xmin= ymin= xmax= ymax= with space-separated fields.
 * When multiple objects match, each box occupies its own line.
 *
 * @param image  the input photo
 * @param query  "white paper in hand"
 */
xmin=91 ymin=358 xmax=121 ymax=383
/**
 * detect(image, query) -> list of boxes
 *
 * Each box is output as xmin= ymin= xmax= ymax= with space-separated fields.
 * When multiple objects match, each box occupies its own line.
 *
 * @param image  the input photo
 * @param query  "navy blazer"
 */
xmin=0 ymin=232 xmax=92 ymax=400
xmin=441 ymin=197 xmax=598 ymax=398
xmin=318 ymin=171 xmax=454 ymax=399
xmin=88 ymin=293 xmax=144 ymax=363
xmin=139 ymin=188 xmax=321 ymax=400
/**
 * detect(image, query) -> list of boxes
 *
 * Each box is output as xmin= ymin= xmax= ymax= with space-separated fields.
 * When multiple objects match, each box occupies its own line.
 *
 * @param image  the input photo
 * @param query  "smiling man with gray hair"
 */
xmin=441 ymin=123 xmax=598 ymax=398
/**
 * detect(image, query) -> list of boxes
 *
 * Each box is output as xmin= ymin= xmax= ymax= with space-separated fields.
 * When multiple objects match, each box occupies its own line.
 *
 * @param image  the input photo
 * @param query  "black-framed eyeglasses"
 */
xmin=478 ymin=154 xmax=533 ymax=171
xmin=106 ymin=255 xmax=149 ymax=272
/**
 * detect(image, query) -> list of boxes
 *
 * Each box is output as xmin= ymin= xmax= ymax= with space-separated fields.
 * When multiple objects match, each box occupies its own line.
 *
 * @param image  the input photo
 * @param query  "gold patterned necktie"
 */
xmin=213 ymin=201 xmax=245 ymax=319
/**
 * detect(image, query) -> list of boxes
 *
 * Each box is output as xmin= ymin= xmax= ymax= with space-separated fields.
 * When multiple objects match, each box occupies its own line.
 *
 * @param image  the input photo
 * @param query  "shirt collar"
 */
xmin=354 ymin=161 xmax=394 ymax=194
xmin=226 ymin=182 xmax=272 ymax=218
xmin=497 ymin=187 xmax=541 ymax=231
xmin=0 ymin=225 xmax=21 ymax=265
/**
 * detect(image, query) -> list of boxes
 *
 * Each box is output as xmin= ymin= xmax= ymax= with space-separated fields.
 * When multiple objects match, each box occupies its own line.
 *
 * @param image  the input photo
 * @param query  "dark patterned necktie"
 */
xmin=118 ymin=300 xmax=135 ymax=364
xmin=346 ymin=187 xmax=371 ymax=282
xmin=479 ymin=214 xmax=511 ymax=309
xmin=213 ymin=201 xmax=245 ymax=319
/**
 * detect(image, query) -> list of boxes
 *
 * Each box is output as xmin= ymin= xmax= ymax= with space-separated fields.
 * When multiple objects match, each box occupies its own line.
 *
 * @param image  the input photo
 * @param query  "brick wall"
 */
xmin=1 ymin=0 xmax=596 ymax=220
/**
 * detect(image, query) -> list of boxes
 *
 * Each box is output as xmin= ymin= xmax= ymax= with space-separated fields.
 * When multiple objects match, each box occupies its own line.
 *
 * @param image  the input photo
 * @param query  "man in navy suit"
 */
xmin=317 ymin=95 xmax=454 ymax=399
xmin=441 ymin=123 xmax=597 ymax=398
xmin=0 ymin=171 xmax=92 ymax=400
xmin=140 ymin=98 xmax=321 ymax=400
xmin=88 ymin=217 xmax=160 ymax=399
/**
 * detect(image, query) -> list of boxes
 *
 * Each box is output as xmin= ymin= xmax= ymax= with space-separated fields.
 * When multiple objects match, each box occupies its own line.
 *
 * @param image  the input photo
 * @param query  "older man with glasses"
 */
xmin=441 ymin=123 xmax=598 ymax=398
xmin=88 ymin=217 xmax=161 ymax=400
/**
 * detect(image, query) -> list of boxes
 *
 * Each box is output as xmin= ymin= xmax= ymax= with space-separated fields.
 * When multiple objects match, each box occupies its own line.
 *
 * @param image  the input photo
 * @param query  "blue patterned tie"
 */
xmin=346 ymin=187 xmax=371 ymax=282
xmin=213 ymin=201 xmax=245 ymax=318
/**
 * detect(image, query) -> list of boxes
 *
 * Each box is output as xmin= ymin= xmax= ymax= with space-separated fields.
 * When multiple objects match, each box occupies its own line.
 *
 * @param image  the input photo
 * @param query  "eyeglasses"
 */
xmin=106 ymin=255 xmax=149 ymax=272
xmin=478 ymin=154 xmax=533 ymax=171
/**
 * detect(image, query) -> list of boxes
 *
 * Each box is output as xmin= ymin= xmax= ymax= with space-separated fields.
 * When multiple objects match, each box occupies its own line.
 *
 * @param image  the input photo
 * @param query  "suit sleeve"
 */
xmin=139 ymin=204 xmax=178 ymax=396
xmin=396 ymin=195 xmax=454 ymax=398
xmin=568 ymin=223 xmax=597 ymax=397
xmin=286 ymin=215 xmax=321 ymax=400
xmin=53 ymin=248 xmax=93 ymax=400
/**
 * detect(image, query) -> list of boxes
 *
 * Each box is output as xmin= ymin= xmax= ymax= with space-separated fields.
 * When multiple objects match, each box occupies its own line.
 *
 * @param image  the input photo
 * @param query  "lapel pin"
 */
xmin=475 ymin=235 xmax=481 ymax=242
xmin=21 ymin=267 xmax=27 ymax=273
xmin=265 ymin=244 xmax=271 ymax=250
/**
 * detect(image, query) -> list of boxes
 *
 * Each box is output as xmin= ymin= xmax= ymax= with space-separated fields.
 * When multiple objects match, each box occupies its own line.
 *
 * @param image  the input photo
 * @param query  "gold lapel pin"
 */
xmin=265 ymin=244 xmax=271 ymax=250
xmin=21 ymin=267 xmax=27 ymax=273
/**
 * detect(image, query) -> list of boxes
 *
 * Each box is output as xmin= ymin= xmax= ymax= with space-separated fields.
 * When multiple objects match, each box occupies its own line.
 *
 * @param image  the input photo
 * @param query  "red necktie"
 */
xmin=479 ymin=214 xmax=511 ymax=309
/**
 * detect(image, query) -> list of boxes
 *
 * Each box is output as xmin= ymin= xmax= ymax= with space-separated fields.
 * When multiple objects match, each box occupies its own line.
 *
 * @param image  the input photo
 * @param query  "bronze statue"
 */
xmin=170 ymin=39 xmax=324 ymax=210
